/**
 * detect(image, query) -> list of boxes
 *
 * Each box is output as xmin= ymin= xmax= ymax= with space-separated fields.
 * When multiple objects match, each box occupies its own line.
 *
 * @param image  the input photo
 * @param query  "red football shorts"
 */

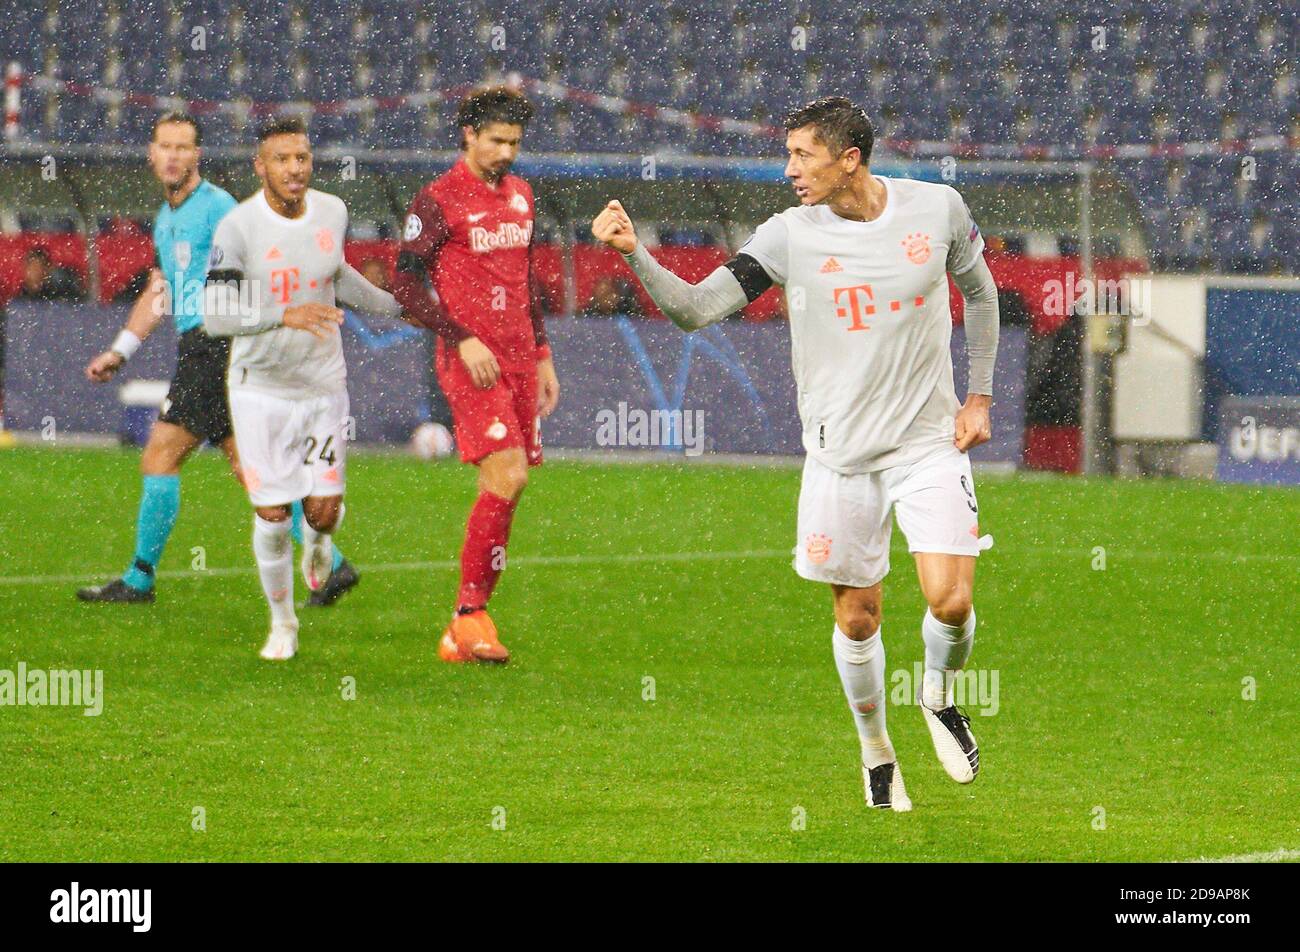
xmin=436 ymin=348 xmax=543 ymax=467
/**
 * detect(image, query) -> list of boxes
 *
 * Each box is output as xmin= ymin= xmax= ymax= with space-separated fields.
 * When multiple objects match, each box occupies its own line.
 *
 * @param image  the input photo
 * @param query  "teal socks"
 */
xmin=122 ymin=474 xmax=181 ymax=592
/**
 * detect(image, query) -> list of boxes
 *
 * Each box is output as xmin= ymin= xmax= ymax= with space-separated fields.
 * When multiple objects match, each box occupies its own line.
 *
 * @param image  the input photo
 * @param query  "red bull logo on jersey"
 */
xmin=469 ymin=219 xmax=533 ymax=253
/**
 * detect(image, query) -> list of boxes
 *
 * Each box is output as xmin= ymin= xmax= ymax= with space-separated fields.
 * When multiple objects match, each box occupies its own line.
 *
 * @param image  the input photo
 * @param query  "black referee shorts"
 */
xmin=157 ymin=328 xmax=233 ymax=445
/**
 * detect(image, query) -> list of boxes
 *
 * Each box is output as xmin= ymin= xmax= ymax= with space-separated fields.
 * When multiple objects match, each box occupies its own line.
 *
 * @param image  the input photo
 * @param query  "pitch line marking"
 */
xmin=1180 ymin=847 xmax=1300 ymax=863
xmin=0 ymin=543 xmax=1296 ymax=588
xmin=0 ymin=548 xmax=794 ymax=587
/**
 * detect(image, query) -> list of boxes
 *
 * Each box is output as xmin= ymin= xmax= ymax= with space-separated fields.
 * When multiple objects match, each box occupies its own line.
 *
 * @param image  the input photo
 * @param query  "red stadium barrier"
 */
xmin=2 ymin=233 xmax=1146 ymax=333
xmin=95 ymin=226 xmax=155 ymax=302
xmin=0 ymin=234 xmax=88 ymax=301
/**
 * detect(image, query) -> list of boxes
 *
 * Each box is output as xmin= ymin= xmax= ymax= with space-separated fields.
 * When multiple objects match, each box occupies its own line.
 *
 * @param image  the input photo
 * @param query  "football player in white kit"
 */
xmin=592 ymin=98 xmax=1000 ymax=811
xmin=202 ymin=117 xmax=404 ymax=661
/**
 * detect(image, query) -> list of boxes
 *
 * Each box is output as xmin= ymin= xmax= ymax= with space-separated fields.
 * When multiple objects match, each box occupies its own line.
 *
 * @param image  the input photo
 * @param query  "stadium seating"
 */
xmin=2 ymin=0 xmax=1296 ymax=274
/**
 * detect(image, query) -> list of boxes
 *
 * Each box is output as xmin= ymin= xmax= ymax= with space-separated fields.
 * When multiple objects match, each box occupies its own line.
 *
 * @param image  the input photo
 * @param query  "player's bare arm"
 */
xmin=457 ymin=337 xmax=501 ymax=389
xmin=537 ymin=355 xmax=559 ymax=417
xmin=86 ymin=267 xmax=168 ymax=382
xmin=592 ymin=200 xmax=753 ymax=332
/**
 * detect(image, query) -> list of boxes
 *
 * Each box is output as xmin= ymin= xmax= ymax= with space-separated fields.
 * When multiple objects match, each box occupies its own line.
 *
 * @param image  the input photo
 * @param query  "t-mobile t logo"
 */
xmin=270 ymin=267 xmax=301 ymax=304
xmin=833 ymin=283 xmax=926 ymax=331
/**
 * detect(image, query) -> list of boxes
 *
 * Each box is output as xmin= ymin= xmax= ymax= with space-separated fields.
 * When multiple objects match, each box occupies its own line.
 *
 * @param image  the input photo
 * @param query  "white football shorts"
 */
xmin=228 ymin=386 xmax=349 ymax=507
xmin=794 ymin=444 xmax=990 ymax=589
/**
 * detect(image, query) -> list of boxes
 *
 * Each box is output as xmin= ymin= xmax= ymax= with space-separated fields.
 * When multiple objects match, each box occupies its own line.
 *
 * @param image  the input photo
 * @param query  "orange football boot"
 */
xmin=438 ymin=608 xmax=510 ymax=664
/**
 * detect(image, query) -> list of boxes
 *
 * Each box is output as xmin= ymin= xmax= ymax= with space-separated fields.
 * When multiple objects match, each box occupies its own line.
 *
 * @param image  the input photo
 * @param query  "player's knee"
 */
xmin=140 ymin=444 xmax=180 ymax=476
xmin=929 ymin=590 xmax=972 ymax=627
xmin=506 ymin=466 xmax=528 ymax=498
xmin=487 ymin=465 xmax=528 ymax=500
xmin=837 ymin=601 xmax=882 ymax=640
xmin=255 ymin=505 xmax=291 ymax=523
xmin=304 ymin=498 xmax=341 ymax=532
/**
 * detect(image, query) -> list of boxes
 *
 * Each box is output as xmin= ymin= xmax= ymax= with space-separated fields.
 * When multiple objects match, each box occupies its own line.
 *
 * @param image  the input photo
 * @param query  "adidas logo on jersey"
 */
xmin=820 ymin=257 xmax=843 ymax=273
xmin=265 ymin=246 xmax=283 ymax=260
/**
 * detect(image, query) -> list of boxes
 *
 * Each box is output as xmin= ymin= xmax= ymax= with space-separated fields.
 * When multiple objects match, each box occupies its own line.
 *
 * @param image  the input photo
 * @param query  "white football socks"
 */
xmin=832 ymin=625 xmax=895 ymax=769
xmin=921 ymin=608 xmax=975 ymax=710
xmin=253 ymin=515 xmax=297 ymax=629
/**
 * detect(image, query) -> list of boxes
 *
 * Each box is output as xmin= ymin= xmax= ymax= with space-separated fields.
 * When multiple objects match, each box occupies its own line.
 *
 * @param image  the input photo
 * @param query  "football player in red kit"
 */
xmin=393 ymin=87 xmax=559 ymax=664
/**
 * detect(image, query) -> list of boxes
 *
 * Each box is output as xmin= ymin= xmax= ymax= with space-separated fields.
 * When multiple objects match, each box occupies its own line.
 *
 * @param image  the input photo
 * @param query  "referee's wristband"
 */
xmin=110 ymin=329 xmax=143 ymax=361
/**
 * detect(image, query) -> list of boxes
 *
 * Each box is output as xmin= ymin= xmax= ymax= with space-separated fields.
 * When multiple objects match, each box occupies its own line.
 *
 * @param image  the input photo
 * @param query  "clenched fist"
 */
xmin=85 ymin=350 xmax=125 ymax=382
xmin=591 ymin=200 xmax=638 ymax=254
xmin=954 ymin=394 xmax=993 ymax=452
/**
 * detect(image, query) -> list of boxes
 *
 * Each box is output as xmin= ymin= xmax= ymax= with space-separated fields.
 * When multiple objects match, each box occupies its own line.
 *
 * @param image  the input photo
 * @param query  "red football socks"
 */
xmin=457 ymin=491 xmax=518 ymax=612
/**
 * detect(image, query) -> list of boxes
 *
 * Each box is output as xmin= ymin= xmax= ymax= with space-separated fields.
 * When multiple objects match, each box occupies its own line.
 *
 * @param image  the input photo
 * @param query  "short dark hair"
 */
xmin=24 ymin=246 xmax=52 ymax=266
xmin=255 ymin=115 xmax=309 ymax=144
xmin=783 ymin=96 xmax=875 ymax=165
xmin=152 ymin=110 xmax=202 ymax=146
xmin=455 ymin=86 xmax=534 ymax=141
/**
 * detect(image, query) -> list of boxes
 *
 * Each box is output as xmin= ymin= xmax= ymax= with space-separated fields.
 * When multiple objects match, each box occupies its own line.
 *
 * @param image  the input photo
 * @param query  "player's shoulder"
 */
xmin=504 ymin=170 xmax=533 ymax=196
xmin=220 ymin=191 xmax=261 ymax=226
xmin=198 ymin=179 xmax=237 ymax=212
xmin=420 ymin=173 xmax=457 ymax=213
xmin=429 ymin=165 xmax=458 ymax=195
xmin=307 ymin=187 xmax=347 ymax=216
xmin=887 ymin=176 xmax=966 ymax=213
xmin=759 ymin=205 xmax=808 ymax=231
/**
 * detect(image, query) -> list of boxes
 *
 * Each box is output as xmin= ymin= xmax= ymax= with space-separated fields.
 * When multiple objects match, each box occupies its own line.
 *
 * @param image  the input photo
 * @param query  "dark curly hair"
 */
xmin=455 ymin=86 xmax=534 ymax=145
xmin=783 ymin=96 xmax=875 ymax=164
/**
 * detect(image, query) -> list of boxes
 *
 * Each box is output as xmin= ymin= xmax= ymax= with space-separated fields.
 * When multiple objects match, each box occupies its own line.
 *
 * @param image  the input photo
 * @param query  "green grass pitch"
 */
xmin=0 ymin=445 xmax=1296 ymax=862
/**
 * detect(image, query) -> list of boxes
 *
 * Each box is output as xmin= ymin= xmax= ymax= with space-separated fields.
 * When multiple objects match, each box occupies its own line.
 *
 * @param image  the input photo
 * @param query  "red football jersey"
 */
xmin=395 ymin=157 xmax=547 ymax=372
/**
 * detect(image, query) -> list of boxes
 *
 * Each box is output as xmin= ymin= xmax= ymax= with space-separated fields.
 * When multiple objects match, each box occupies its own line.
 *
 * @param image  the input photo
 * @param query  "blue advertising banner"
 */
xmin=1203 ymin=287 xmax=1300 ymax=442
xmin=3 ymin=302 xmax=1026 ymax=462
xmin=1216 ymin=396 xmax=1300 ymax=486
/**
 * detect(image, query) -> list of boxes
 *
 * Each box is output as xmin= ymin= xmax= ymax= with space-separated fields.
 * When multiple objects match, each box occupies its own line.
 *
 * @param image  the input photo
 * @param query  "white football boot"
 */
xmin=918 ymin=689 xmax=979 ymax=783
xmin=259 ymin=623 xmax=299 ymax=661
xmin=864 ymin=761 xmax=913 ymax=812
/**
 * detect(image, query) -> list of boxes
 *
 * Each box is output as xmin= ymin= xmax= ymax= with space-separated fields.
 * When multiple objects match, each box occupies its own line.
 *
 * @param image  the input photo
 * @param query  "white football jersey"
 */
xmin=739 ymin=176 xmax=986 ymax=474
xmin=209 ymin=188 xmax=351 ymax=397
